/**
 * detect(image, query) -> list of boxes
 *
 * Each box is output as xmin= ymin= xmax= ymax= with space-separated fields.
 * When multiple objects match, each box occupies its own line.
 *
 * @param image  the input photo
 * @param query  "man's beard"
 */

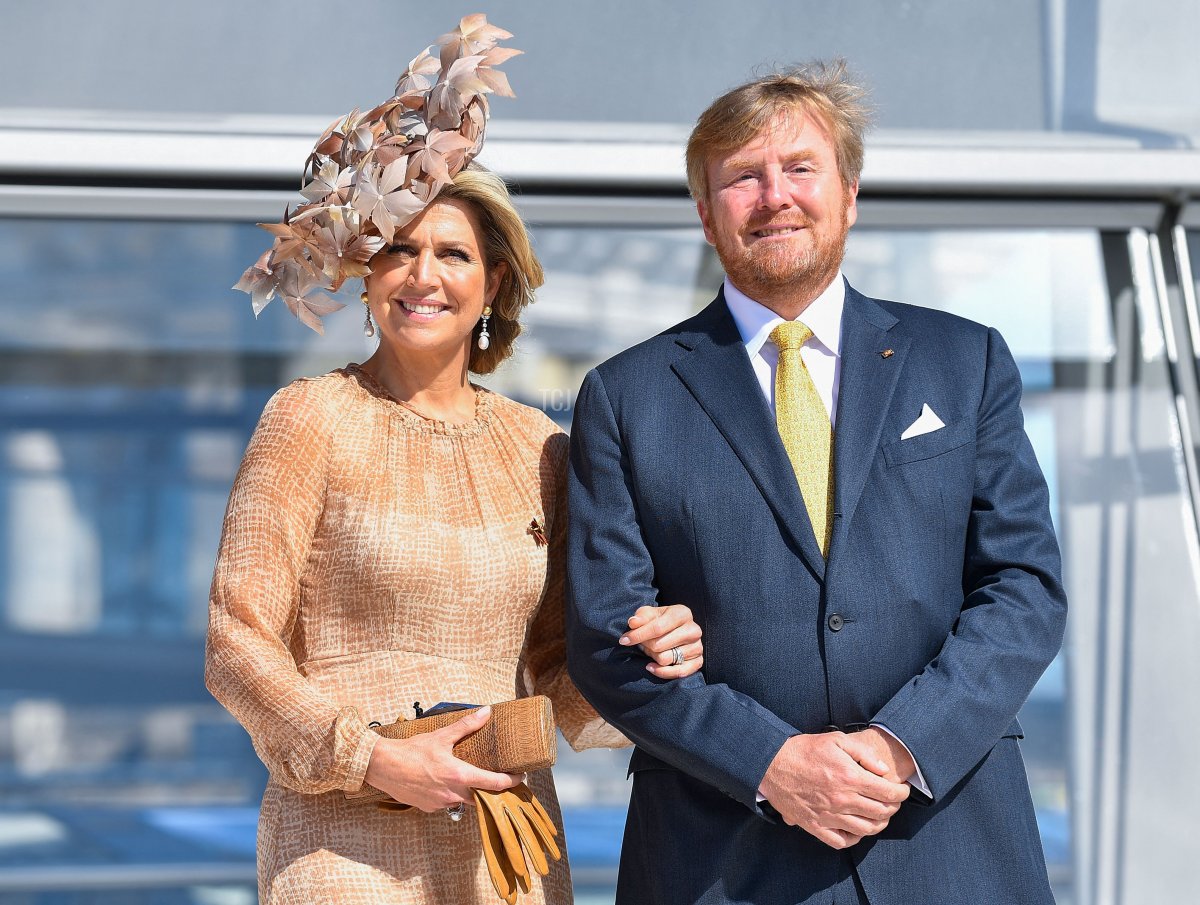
xmin=715 ymin=208 xmax=852 ymax=308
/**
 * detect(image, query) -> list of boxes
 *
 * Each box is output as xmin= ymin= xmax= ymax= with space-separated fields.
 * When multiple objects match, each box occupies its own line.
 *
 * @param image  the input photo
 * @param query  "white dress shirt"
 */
xmin=724 ymin=275 xmax=932 ymax=798
xmin=724 ymin=276 xmax=844 ymax=425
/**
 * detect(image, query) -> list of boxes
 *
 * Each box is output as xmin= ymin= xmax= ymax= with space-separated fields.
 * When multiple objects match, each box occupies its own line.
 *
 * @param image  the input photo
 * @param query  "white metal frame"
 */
xmin=2 ymin=113 xmax=1200 ymax=197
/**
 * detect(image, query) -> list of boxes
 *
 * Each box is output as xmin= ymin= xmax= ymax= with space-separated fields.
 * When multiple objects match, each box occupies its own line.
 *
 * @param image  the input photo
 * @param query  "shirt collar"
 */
xmin=724 ymin=274 xmax=845 ymax=360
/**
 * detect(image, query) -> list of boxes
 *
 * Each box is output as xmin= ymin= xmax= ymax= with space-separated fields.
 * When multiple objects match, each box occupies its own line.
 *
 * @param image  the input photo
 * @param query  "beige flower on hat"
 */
xmin=234 ymin=14 xmax=520 ymax=332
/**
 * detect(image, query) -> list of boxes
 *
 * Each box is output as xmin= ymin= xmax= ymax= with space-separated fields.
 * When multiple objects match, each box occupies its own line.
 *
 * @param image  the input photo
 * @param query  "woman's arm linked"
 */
xmin=362 ymin=602 xmax=705 ymax=812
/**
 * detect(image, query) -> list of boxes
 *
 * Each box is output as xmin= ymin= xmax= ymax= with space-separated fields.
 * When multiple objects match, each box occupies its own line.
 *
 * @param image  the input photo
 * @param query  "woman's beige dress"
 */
xmin=205 ymin=365 xmax=625 ymax=904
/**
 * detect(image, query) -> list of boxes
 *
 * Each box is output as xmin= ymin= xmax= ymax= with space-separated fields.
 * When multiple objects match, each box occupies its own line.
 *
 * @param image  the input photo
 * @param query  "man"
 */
xmin=565 ymin=62 xmax=1066 ymax=905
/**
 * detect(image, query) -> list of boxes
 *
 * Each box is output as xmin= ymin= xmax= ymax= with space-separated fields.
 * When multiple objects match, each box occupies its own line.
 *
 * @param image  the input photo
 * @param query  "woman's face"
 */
xmin=364 ymin=198 xmax=501 ymax=366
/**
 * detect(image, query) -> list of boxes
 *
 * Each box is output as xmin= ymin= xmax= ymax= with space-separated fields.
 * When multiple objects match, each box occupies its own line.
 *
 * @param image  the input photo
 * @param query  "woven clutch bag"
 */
xmin=346 ymin=696 xmax=557 ymax=805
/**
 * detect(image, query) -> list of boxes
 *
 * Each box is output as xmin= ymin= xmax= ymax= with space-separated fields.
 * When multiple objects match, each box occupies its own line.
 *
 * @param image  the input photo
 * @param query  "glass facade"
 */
xmin=2 ymin=209 xmax=1199 ymax=904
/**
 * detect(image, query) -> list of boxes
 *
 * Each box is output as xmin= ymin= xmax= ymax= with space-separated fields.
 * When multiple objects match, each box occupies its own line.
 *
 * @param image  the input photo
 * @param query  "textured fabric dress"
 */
xmin=205 ymin=364 xmax=625 ymax=904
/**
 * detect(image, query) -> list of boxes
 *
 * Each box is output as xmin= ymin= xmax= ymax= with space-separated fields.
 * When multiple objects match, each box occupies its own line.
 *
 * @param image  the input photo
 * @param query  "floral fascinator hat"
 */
xmin=234 ymin=14 xmax=520 ymax=333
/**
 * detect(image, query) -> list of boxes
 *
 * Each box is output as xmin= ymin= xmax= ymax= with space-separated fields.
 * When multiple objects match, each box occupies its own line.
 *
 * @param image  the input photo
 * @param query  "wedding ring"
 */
xmin=447 ymin=803 xmax=465 ymax=822
xmin=670 ymin=646 xmax=684 ymax=667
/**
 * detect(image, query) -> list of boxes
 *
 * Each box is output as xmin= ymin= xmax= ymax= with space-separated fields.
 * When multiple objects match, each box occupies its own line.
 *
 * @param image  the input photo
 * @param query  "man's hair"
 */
xmin=685 ymin=60 xmax=871 ymax=202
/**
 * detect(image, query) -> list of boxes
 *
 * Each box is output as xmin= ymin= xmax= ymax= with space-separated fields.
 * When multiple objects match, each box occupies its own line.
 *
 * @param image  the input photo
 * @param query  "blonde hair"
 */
xmin=438 ymin=166 xmax=544 ymax=374
xmin=685 ymin=60 xmax=871 ymax=202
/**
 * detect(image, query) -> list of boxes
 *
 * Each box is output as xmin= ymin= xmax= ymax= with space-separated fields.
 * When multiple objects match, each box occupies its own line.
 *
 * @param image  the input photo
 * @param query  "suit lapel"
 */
xmin=830 ymin=286 xmax=909 ymax=553
xmin=671 ymin=294 xmax=827 ymax=581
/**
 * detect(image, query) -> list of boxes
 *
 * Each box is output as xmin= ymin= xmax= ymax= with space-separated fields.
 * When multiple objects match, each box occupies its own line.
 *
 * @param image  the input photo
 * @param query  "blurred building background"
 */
xmin=1 ymin=1 xmax=1199 ymax=903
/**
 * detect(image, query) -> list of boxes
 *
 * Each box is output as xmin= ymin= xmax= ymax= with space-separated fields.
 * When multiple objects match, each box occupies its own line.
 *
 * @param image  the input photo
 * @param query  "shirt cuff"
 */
xmin=870 ymin=722 xmax=930 ymax=797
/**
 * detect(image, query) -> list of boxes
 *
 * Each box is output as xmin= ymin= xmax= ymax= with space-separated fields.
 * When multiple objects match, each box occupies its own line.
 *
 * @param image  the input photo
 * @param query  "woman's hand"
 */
xmin=363 ymin=706 xmax=525 ymax=812
xmin=619 ymin=604 xmax=704 ymax=678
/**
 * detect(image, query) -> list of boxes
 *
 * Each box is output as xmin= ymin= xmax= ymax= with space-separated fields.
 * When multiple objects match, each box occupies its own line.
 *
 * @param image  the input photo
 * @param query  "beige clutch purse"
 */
xmin=346 ymin=696 xmax=557 ymax=805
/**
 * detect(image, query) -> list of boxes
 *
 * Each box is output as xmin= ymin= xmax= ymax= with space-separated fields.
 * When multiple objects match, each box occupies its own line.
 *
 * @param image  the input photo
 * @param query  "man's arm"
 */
xmin=566 ymin=368 xmax=794 ymax=810
xmin=870 ymin=327 xmax=1067 ymax=802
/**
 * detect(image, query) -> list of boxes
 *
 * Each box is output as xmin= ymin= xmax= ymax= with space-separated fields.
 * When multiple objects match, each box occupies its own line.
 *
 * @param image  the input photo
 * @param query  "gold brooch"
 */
xmin=880 ymin=349 xmax=894 ymax=358
xmin=527 ymin=518 xmax=548 ymax=546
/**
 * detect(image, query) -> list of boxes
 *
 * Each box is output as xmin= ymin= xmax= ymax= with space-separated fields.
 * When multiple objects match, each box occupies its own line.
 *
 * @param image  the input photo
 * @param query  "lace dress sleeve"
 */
xmin=205 ymin=382 xmax=377 ymax=794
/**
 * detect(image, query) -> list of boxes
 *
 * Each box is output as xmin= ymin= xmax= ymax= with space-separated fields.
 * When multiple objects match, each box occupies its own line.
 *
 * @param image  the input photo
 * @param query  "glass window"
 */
xmin=846 ymin=229 xmax=1114 ymax=903
xmin=481 ymin=226 xmax=709 ymax=422
xmin=4 ymin=215 xmax=1200 ymax=905
xmin=0 ymin=218 xmax=362 ymax=898
xmin=531 ymin=225 xmax=1200 ymax=905
xmin=1189 ymin=228 xmax=1200 ymax=338
xmin=0 ymin=216 xmax=710 ymax=902
xmin=843 ymin=226 xmax=1200 ymax=905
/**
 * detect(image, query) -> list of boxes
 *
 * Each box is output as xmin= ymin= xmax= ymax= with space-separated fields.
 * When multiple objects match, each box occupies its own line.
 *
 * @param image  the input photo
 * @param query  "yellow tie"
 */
xmin=770 ymin=322 xmax=833 ymax=556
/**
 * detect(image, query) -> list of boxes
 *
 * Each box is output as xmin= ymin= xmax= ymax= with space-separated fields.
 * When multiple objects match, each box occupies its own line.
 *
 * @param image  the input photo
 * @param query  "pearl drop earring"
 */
xmin=477 ymin=306 xmax=492 ymax=350
xmin=361 ymin=291 xmax=375 ymax=338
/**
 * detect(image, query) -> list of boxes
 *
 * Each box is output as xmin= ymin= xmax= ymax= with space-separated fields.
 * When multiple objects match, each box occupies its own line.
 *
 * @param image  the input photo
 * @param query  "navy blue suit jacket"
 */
xmin=565 ymin=285 xmax=1067 ymax=904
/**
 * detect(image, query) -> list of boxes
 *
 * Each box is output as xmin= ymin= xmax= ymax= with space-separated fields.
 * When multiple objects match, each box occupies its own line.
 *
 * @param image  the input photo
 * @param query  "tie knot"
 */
xmin=770 ymin=321 xmax=814 ymax=352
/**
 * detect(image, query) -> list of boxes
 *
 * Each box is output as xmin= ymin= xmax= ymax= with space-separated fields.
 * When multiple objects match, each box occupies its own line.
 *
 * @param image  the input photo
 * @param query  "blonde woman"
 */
xmin=211 ymin=119 xmax=703 ymax=905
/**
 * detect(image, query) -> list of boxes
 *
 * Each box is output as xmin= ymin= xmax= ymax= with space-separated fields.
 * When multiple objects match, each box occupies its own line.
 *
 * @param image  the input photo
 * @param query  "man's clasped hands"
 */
xmin=760 ymin=727 xmax=917 ymax=849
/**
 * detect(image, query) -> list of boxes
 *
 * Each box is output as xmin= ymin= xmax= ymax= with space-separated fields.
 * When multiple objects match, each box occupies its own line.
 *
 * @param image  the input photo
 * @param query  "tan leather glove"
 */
xmin=473 ymin=783 xmax=561 ymax=903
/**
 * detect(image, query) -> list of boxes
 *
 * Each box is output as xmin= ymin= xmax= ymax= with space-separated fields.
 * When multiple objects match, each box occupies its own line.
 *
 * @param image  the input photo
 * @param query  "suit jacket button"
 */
xmin=827 ymin=614 xmax=844 ymax=632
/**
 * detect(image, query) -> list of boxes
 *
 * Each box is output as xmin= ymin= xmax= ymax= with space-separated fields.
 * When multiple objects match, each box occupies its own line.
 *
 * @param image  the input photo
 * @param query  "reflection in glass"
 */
xmin=0 ymin=217 xmax=714 ymax=899
xmin=3 ymin=218 xmax=1200 ymax=904
xmin=846 ymin=229 xmax=1115 ymax=904
xmin=480 ymin=226 xmax=709 ymax=419
xmin=842 ymin=227 xmax=1200 ymax=905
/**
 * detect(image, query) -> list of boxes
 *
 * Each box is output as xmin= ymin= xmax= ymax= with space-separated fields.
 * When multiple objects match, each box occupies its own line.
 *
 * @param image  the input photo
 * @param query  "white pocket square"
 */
xmin=900 ymin=404 xmax=946 ymax=440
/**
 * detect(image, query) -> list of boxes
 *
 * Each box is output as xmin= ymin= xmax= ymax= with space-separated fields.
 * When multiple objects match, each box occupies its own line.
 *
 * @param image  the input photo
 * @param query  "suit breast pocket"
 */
xmin=881 ymin=417 xmax=975 ymax=467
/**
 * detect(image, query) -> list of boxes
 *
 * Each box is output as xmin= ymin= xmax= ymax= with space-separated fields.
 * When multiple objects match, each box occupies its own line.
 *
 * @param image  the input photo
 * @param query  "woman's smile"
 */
xmin=396 ymin=298 xmax=451 ymax=319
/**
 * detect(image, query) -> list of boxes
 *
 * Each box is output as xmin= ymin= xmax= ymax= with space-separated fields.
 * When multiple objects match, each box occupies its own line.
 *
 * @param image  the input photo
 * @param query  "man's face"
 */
xmin=697 ymin=111 xmax=858 ymax=308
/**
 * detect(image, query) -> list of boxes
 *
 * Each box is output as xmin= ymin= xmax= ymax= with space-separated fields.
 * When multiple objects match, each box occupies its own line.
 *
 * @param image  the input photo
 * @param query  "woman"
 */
xmin=209 ymin=18 xmax=703 ymax=903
